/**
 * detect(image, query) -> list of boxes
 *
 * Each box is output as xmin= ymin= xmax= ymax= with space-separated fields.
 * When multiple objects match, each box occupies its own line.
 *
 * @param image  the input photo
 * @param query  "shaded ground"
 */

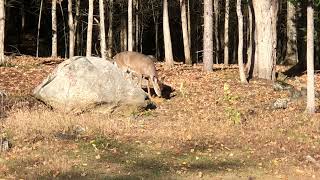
xmin=0 ymin=56 xmax=320 ymax=179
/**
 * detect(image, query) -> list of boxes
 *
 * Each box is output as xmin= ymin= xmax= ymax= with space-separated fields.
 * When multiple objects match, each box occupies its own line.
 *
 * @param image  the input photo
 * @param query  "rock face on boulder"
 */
xmin=33 ymin=56 xmax=147 ymax=114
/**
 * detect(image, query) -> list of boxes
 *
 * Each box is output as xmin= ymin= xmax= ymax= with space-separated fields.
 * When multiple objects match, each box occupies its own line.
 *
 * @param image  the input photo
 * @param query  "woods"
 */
xmin=0 ymin=0 xmax=314 ymax=111
xmin=0 ymin=0 xmax=320 ymax=178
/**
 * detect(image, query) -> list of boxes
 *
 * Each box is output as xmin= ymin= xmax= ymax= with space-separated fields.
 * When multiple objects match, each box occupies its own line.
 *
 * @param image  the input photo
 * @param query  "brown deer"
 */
xmin=113 ymin=51 xmax=162 ymax=98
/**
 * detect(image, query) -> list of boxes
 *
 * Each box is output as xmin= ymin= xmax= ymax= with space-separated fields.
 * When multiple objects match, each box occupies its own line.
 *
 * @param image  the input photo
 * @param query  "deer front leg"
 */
xmin=147 ymin=78 xmax=152 ymax=99
xmin=137 ymin=74 xmax=143 ymax=88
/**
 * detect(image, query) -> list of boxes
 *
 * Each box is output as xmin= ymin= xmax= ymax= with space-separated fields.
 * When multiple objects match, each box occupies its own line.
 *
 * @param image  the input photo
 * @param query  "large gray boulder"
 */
xmin=33 ymin=56 xmax=147 ymax=114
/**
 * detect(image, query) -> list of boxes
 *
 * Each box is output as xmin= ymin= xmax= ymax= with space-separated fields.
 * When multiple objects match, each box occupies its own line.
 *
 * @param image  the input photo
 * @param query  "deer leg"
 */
xmin=139 ymin=75 xmax=143 ymax=88
xmin=147 ymin=78 xmax=152 ymax=99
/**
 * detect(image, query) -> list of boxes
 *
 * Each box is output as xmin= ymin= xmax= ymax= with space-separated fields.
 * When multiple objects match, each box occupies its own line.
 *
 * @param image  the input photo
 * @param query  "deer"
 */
xmin=113 ymin=51 xmax=163 ymax=98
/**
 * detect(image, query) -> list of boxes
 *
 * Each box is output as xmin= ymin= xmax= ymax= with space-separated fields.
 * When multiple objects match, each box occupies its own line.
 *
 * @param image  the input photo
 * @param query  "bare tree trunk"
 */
xmin=128 ymin=0 xmax=133 ymax=51
xmin=75 ymin=0 xmax=80 ymax=56
xmin=151 ymin=0 xmax=159 ymax=58
xmin=224 ymin=0 xmax=229 ymax=65
xmin=180 ymin=0 xmax=191 ymax=64
xmin=214 ymin=0 xmax=220 ymax=64
xmin=51 ymin=0 xmax=57 ymax=57
xmin=0 ymin=0 xmax=5 ymax=64
xmin=236 ymin=0 xmax=247 ymax=83
xmin=120 ymin=15 xmax=127 ymax=51
xmin=107 ymin=0 xmax=113 ymax=58
xmin=99 ymin=0 xmax=106 ymax=59
xmin=163 ymin=0 xmax=174 ymax=67
xmin=68 ymin=0 xmax=75 ymax=58
xmin=203 ymin=0 xmax=213 ymax=72
xmin=36 ymin=0 xmax=43 ymax=57
xmin=246 ymin=2 xmax=253 ymax=73
xmin=306 ymin=0 xmax=315 ymax=113
xmin=187 ymin=0 xmax=191 ymax=46
xmin=252 ymin=0 xmax=278 ymax=80
xmin=59 ymin=2 xmax=67 ymax=58
xmin=135 ymin=0 xmax=139 ymax=51
xmin=140 ymin=22 xmax=143 ymax=53
xmin=21 ymin=1 xmax=25 ymax=35
xmin=285 ymin=1 xmax=298 ymax=65
xmin=86 ymin=0 xmax=94 ymax=57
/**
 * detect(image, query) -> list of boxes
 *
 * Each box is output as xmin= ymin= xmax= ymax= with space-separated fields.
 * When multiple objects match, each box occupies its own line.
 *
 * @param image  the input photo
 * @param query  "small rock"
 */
xmin=73 ymin=125 xmax=86 ymax=135
xmin=273 ymin=81 xmax=294 ymax=91
xmin=272 ymin=98 xmax=289 ymax=109
xmin=0 ymin=137 xmax=11 ymax=152
xmin=288 ymin=88 xmax=303 ymax=100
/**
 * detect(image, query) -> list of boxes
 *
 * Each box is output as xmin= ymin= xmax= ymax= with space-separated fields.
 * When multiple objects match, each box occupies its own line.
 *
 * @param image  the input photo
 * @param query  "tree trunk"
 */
xmin=51 ymin=0 xmax=57 ymax=57
xmin=0 ymin=0 xmax=5 ymax=64
xmin=187 ymin=0 xmax=191 ymax=46
xmin=68 ymin=0 xmax=75 ymax=58
xmin=246 ymin=1 xmax=253 ymax=74
xmin=306 ymin=0 xmax=315 ymax=113
xmin=163 ymin=0 xmax=174 ymax=67
xmin=21 ymin=1 xmax=25 ymax=35
xmin=180 ymin=0 xmax=191 ymax=64
xmin=99 ymin=0 xmax=106 ymax=59
xmin=120 ymin=15 xmax=127 ymax=51
xmin=203 ymin=0 xmax=213 ymax=72
xmin=236 ymin=0 xmax=247 ymax=83
xmin=58 ymin=2 xmax=67 ymax=58
xmin=128 ymin=0 xmax=133 ymax=51
xmin=224 ymin=0 xmax=229 ymax=65
xmin=135 ymin=0 xmax=139 ymax=51
xmin=252 ymin=0 xmax=278 ymax=80
xmin=151 ymin=0 xmax=159 ymax=58
xmin=86 ymin=0 xmax=94 ymax=57
xmin=285 ymin=1 xmax=298 ymax=65
xmin=107 ymin=0 xmax=113 ymax=58
xmin=75 ymin=0 xmax=80 ymax=56
xmin=214 ymin=0 xmax=220 ymax=64
xmin=36 ymin=0 xmax=43 ymax=57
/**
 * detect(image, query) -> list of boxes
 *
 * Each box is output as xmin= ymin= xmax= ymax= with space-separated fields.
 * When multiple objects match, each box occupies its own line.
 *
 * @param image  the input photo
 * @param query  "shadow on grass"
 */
xmin=5 ymin=137 xmax=252 ymax=179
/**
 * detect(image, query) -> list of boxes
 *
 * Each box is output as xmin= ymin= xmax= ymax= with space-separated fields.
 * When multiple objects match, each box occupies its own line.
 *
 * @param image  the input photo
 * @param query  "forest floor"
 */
xmin=0 ymin=56 xmax=320 ymax=179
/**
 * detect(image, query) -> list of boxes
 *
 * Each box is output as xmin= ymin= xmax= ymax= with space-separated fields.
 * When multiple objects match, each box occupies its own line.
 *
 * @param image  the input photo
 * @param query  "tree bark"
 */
xmin=151 ymin=0 xmax=159 ymax=58
xmin=36 ymin=0 xmax=43 ymax=57
xmin=135 ymin=0 xmax=139 ymax=51
xmin=187 ymin=0 xmax=191 ymax=47
xmin=68 ymin=0 xmax=75 ymax=58
xmin=107 ymin=0 xmax=113 ymax=58
xmin=75 ymin=0 xmax=80 ymax=56
xmin=246 ymin=1 xmax=253 ymax=74
xmin=163 ymin=0 xmax=174 ymax=67
xmin=180 ymin=0 xmax=191 ymax=64
xmin=86 ymin=0 xmax=94 ymax=57
xmin=285 ymin=1 xmax=298 ymax=65
xmin=203 ymin=0 xmax=213 ymax=72
xmin=306 ymin=0 xmax=315 ymax=113
xmin=252 ymin=0 xmax=278 ymax=80
xmin=128 ymin=0 xmax=133 ymax=51
xmin=236 ymin=0 xmax=248 ymax=83
xmin=224 ymin=0 xmax=229 ymax=65
xmin=99 ymin=0 xmax=106 ymax=59
xmin=120 ymin=15 xmax=127 ymax=51
xmin=0 ymin=0 xmax=5 ymax=64
xmin=214 ymin=0 xmax=220 ymax=64
xmin=52 ymin=0 xmax=57 ymax=57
